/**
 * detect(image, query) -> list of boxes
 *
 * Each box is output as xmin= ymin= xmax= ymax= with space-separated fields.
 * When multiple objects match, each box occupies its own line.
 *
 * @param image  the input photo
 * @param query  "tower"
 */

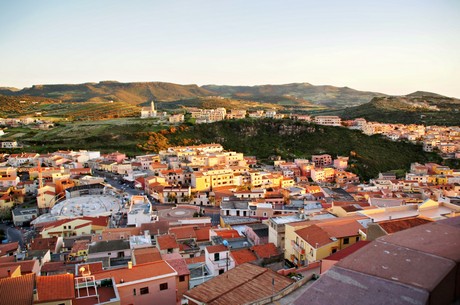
xmin=151 ymin=101 xmax=155 ymax=112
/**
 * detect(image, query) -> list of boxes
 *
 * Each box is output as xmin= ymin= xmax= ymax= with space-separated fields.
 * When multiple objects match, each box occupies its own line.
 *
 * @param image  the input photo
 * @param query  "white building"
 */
xmin=314 ymin=116 xmax=342 ymax=126
xmin=141 ymin=101 xmax=158 ymax=118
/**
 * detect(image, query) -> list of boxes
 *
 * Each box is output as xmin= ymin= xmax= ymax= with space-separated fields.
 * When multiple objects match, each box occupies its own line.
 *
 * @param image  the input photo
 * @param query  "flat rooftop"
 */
xmin=51 ymin=195 xmax=122 ymax=218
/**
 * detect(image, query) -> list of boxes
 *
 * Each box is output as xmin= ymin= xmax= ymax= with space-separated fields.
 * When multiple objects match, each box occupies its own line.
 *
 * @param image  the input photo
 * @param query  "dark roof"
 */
xmin=337 ymin=239 xmax=456 ymax=292
xmin=184 ymin=263 xmax=294 ymax=304
xmin=379 ymin=221 xmax=460 ymax=262
xmin=293 ymin=266 xmax=429 ymax=305
xmin=88 ymin=239 xmax=130 ymax=254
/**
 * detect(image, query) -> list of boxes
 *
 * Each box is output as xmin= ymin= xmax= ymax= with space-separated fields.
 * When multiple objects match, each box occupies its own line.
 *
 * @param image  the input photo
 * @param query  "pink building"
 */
xmin=93 ymin=260 xmax=178 ymax=305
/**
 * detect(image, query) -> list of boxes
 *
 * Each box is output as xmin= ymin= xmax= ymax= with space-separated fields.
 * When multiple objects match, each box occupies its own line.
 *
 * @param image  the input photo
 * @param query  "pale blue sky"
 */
xmin=1 ymin=0 xmax=459 ymax=97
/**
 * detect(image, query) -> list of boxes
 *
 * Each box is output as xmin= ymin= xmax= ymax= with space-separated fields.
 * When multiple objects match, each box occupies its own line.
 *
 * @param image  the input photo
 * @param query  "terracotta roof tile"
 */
xmin=0 ymin=265 xmax=20 ymax=278
xmin=194 ymin=227 xmax=210 ymax=242
xmin=251 ymin=243 xmax=280 ymax=259
xmin=36 ymin=274 xmax=75 ymax=302
xmin=184 ymin=263 xmax=294 ymax=304
xmin=378 ymin=217 xmax=433 ymax=234
xmin=206 ymin=244 xmax=227 ymax=254
xmin=0 ymin=273 xmax=35 ymax=305
xmin=133 ymin=247 xmax=162 ymax=265
xmin=0 ymin=260 xmax=39 ymax=274
xmin=0 ymin=242 xmax=19 ymax=256
xmin=92 ymin=260 xmax=176 ymax=284
xmin=185 ymin=256 xmax=205 ymax=265
xmin=156 ymin=234 xmax=179 ymax=250
xmin=230 ymin=248 xmax=257 ymax=265
xmin=40 ymin=261 xmax=79 ymax=274
xmin=75 ymin=262 xmax=104 ymax=276
xmin=169 ymin=226 xmax=197 ymax=240
xmin=162 ymin=253 xmax=190 ymax=276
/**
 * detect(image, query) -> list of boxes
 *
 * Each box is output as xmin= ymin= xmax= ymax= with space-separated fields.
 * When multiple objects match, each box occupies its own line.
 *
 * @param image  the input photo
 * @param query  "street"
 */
xmin=0 ymin=223 xmax=24 ymax=249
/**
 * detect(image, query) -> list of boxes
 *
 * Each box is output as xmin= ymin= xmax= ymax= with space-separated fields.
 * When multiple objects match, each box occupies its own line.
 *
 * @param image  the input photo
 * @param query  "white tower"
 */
xmin=151 ymin=101 xmax=155 ymax=112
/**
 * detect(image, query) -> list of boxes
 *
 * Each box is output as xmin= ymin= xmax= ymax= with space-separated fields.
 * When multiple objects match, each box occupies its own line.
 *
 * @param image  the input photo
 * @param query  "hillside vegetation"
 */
xmin=144 ymin=119 xmax=441 ymax=180
xmin=336 ymin=94 xmax=460 ymax=126
xmin=0 ymin=81 xmax=213 ymax=105
xmin=203 ymin=83 xmax=384 ymax=108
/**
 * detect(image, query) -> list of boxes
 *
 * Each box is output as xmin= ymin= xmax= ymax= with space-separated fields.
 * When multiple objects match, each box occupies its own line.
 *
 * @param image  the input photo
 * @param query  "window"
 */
xmin=133 ymin=289 xmax=136 ymax=296
xmin=219 ymin=269 xmax=225 ymax=275
xmin=214 ymin=253 xmax=219 ymax=261
xmin=179 ymin=275 xmax=186 ymax=282
xmin=356 ymin=236 xmax=360 ymax=242
xmin=343 ymin=237 xmax=349 ymax=245
xmin=159 ymin=283 xmax=168 ymax=291
xmin=140 ymin=287 xmax=149 ymax=295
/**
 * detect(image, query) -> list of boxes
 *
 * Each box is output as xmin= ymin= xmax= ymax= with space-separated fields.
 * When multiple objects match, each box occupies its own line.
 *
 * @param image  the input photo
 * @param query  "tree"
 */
xmin=137 ymin=132 xmax=170 ymax=153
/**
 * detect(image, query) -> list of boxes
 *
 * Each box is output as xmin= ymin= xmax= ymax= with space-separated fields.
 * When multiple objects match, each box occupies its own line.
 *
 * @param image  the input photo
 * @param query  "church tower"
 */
xmin=151 ymin=101 xmax=155 ymax=112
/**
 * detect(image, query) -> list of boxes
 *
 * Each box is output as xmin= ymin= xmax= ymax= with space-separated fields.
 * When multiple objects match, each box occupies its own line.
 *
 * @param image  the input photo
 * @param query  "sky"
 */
xmin=0 ymin=0 xmax=459 ymax=97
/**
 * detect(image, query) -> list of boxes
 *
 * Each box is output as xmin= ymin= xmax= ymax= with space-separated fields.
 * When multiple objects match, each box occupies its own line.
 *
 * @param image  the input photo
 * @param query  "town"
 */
xmin=0 ymin=133 xmax=459 ymax=304
xmin=2 ymin=102 xmax=460 ymax=160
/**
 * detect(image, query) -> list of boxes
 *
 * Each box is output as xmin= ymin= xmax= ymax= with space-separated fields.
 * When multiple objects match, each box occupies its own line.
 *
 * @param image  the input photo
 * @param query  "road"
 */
xmin=0 ymin=223 xmax=24 ymax=249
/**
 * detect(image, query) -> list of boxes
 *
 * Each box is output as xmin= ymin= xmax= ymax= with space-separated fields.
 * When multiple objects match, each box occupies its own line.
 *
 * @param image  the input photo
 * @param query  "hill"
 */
xmin=202 ymin=83 xmax=385 ymax=108
xmin=149 ymin=119 xmax=441 ymax=180
xmin=0 ymin=81 xmax=214 ymax=105
xmin=337 ymin=94 xmax=460 ymax=125
xmin=0 ymin=81 xmax=384 ymax=110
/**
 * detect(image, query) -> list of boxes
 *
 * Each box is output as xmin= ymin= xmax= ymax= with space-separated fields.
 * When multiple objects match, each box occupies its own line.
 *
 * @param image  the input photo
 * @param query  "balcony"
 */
xmin=291 ymin=240 xmax=305 ymax=255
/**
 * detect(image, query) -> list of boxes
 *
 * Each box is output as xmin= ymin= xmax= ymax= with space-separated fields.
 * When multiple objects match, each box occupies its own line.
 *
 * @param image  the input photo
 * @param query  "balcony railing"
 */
xmin=291 ymin=240 xmax=305 ymax=255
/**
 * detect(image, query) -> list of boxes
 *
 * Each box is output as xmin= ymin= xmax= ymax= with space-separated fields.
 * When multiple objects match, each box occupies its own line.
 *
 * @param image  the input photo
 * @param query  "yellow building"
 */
xmin=284 ymin=218 xmax=364 ymax=266
xmin=191 ymin=168 xmax=234 ymax=191
xmin=40 ymin=217 xmax=109 ymax=238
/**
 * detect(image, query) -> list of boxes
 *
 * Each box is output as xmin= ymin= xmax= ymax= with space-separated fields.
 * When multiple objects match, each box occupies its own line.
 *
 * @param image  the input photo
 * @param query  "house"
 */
xmin=365 ymin=216 xmax=433 ymax=241
xmin=204 ymin=244 xmax=235 ymax=276
xmin=12 ymin=207 xmax=39 ymax=226
xmin=92 ymin=260 xmax=178 ymax=305
xmin=285 ymin=218 xmax=365 ymax=266
xmin=314 ymin=116 xmax=341 ymax=126
xmin=39 ymin=216 xmax=109 ymax=238
xmin=320 ymin=240 xmax=371 ymax=274
xmin=35 ymin=273 xmax=75 ymax=304
xmin=0 ymin=242 xmax=20 ymax=258
xmin=184 ymin=263 xmax=294 ymax=305
xmin=244 ymin=223 xmax=269 ymax=245
xmin=87 ymin=239 xmax=131 ymax=265
xmin=156 ymin=234 xmax=180 ymax=255
xmin=161 ymin=252 xmax=190 ymax=302
xmin=0 ymin=273 xmax=36 ymax=305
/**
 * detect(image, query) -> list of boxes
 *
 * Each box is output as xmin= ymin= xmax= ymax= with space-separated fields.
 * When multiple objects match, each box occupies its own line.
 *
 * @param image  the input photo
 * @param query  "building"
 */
xmin=314 ymin=116 xmax=341 ymax=126
xmin=184 ymin=263 xmax=294 ymax=305
xmin=141 ymin=101 xmax=158 ymax=118
xmin=92 ymin=260 xmax=178 ymax=305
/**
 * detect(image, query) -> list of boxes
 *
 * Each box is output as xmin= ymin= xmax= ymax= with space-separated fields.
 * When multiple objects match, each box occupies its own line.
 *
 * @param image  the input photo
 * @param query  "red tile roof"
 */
xmin=169 ymin=226 xmax=197 ymax=240
xmin=75 ymin=262 xmax=104 ymax=276
xmin=40 ymin=261 xmax=79 ymax=274
xmin=0 ymin=273 xmax=35 ymax=305
xmin=156 ymin=234 xmax=179 ymax=250
xmin=378 ymin=217 xmax=433 ymax=234
xmin=230 ymin=248 xmax=257 ymax=265
xmin=296 ymin=225 xmax=334 ymax=249
xmin=184 ymin=263 xmax=294 ymax=304
xmin=0 ymin=242 xmax=19 ymax=256
xmin=36 ymin=274 xmax=75 ymax=302
xmin=0 ymin=259 xmax=39 ymax=274
xmin=185 ymin=256 xmax=205 ymax=265
xmin=251 ymin=243 xmax=280 ymax=259
xmin=0 ymin=265 xmax=20 ymax=278
xmin=92 ymin=260 xmax=176 ymax=284
xmin=194 ymin=227 xmax=210 ymax=242
xmin=133 ymin=247 xmax=162 ymax=265
xmin=206 ymin=244 xmax=227 ymax=254
xmin=162 ymin=253 xmax=190 ymax=276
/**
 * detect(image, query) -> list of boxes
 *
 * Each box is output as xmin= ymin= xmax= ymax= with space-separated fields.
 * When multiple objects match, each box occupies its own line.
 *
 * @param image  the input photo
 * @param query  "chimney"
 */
xmin=7 ymin=269 xmax=11 ymax=277
xmin=128 ymin=261 xmax=133 ymax=269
